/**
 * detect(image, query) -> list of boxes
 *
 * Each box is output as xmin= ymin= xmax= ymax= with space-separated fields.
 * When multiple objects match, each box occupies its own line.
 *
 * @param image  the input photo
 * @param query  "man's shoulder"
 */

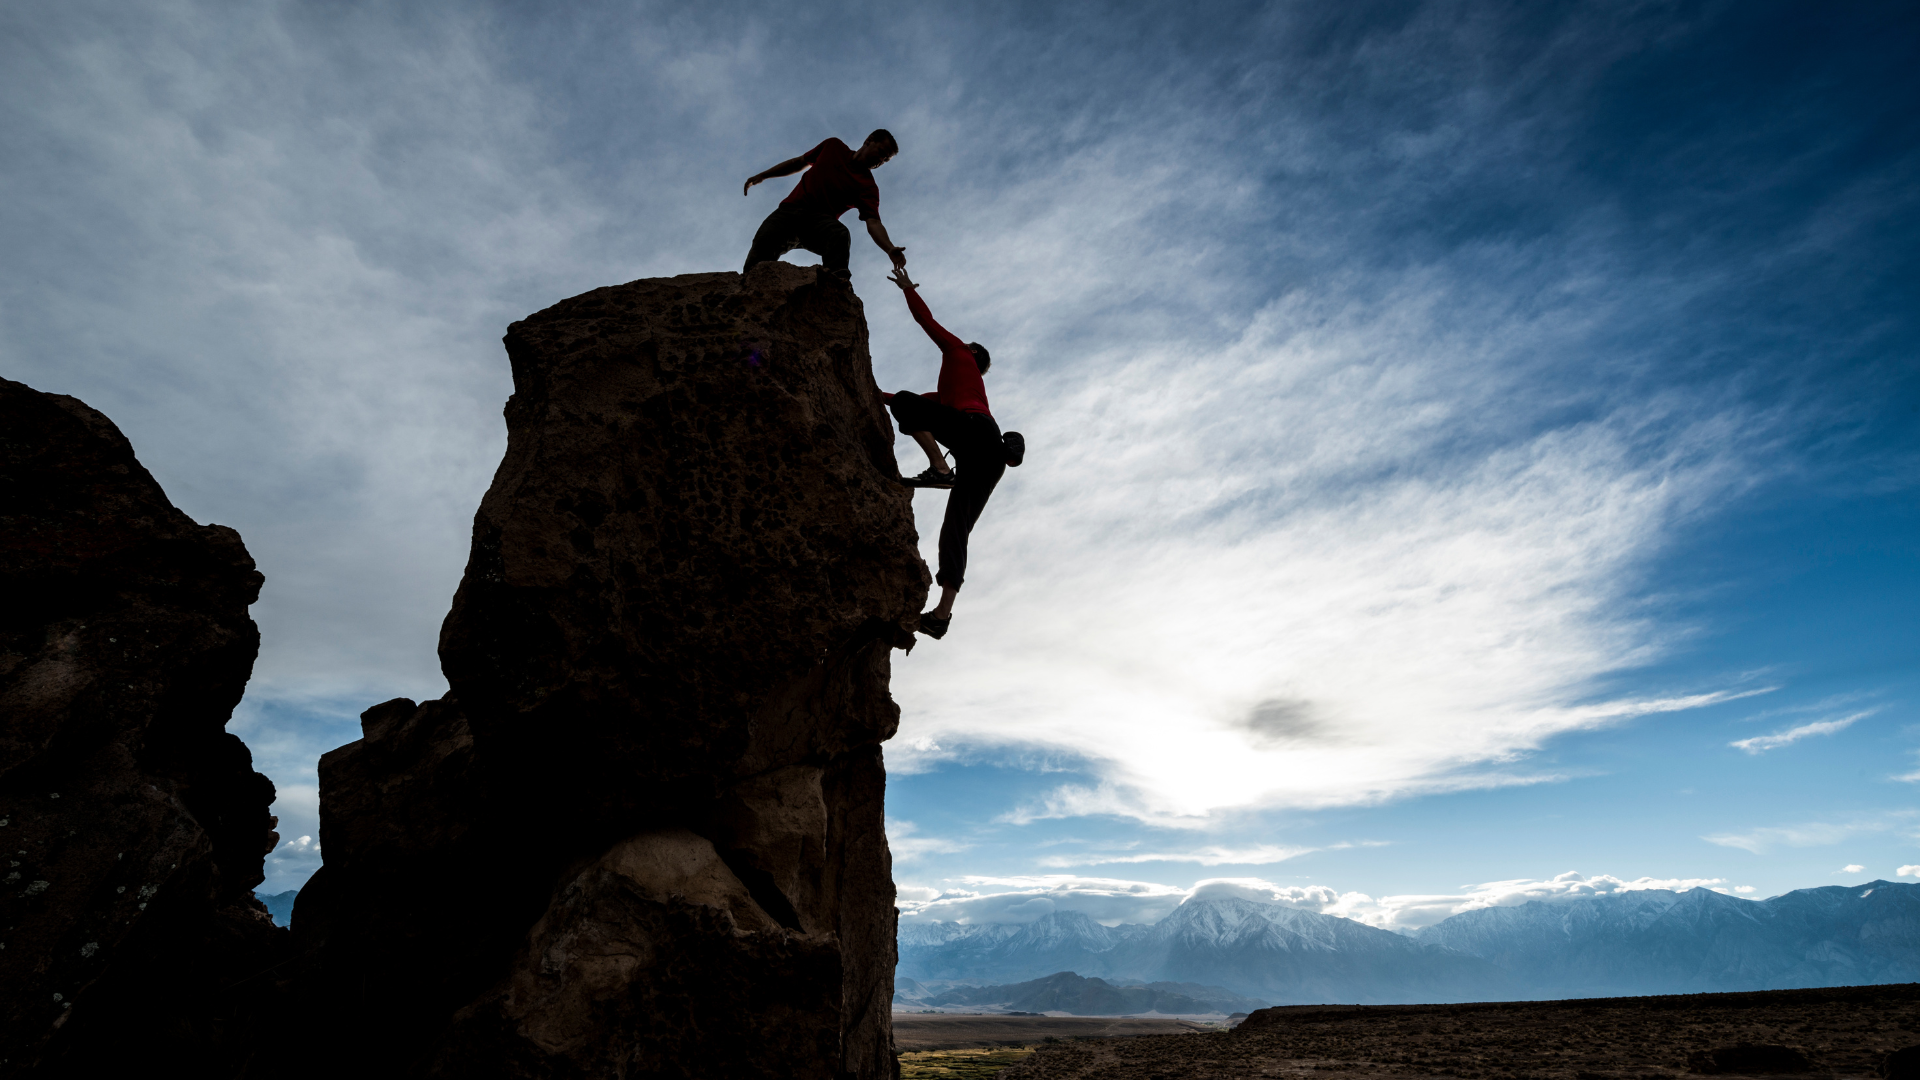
xmin=816 ymin=136 xmax=853 ymax=157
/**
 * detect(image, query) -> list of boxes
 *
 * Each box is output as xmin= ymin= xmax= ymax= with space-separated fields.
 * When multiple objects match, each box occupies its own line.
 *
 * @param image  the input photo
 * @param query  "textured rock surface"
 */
xmin=296 ymin=263 xmax=924 ymax=1077
xmin=0 ymin=378 xmax=281 ymax=1072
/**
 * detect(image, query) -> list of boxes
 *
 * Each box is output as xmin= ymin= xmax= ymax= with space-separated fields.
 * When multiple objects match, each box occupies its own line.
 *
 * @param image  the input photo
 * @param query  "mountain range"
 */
xmin=898 ymin=881 xmax=1920 ymax=1005
xmin=1416 ymin=879 xmax=1920 ymax=998
xmin=899 ymin=896 xmax=1506 ymax=1003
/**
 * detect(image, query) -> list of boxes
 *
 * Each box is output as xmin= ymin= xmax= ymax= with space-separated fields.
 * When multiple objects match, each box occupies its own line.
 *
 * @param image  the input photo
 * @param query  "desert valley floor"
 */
xmin=894 ymin=984 xmax=1920 ymax=1080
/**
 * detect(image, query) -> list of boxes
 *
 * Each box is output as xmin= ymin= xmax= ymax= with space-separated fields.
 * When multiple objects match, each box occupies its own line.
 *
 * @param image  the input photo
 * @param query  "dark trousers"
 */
xmin=743 ymin=206 xmax=852 ymax=272
xmin=888 ymin=392 xmax=1006 ymax=590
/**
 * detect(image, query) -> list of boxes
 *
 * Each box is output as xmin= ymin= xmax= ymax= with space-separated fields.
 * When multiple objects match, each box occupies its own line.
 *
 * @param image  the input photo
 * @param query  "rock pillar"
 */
xmin=0 ymin=379 xmax=281 ymax=1073
xmin=298 ymin=264 xmax=925 ymax=1078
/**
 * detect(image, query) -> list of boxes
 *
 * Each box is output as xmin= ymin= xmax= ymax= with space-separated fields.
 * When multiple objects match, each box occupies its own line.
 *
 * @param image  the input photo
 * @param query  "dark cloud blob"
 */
xmin=1239 ymin=698 xmax=1332 ymax=746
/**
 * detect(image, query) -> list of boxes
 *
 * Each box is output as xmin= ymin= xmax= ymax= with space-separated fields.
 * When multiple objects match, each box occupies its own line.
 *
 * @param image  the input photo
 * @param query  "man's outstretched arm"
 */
xmin=889 ymin=267 xmax=964 ymax=351
xmin=867 ymin=217 xmax=907 ymax=268
xmin=743 ymin=155 xmax=809 ymax=196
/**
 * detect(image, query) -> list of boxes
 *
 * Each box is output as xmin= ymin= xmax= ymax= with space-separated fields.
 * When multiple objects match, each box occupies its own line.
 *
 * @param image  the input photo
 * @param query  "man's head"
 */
xmin=969 ymin=342 xmax=991 ymax=374
xmin=856 ymin=129 xmax=899 ymax=168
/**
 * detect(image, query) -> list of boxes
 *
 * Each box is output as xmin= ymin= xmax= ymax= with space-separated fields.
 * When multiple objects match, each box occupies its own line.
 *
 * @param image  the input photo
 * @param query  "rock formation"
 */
xmin=0 ymin=378 xmax=282 ymax=1072
xmin=293 ymin=263 xmax=925 ymax=1077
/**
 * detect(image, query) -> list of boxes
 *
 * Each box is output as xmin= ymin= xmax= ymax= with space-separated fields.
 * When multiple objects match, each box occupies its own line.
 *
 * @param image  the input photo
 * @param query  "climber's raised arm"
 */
xmin=743 ymin=154 xmax=809 ymax=196
xmin=889 ymin=268 xmax=965 ymax=354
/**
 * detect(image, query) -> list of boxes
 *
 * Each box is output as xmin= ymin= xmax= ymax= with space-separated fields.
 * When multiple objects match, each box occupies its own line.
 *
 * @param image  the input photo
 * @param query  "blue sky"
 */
xmin=4 ymin=0 xmax=1916 ymax=927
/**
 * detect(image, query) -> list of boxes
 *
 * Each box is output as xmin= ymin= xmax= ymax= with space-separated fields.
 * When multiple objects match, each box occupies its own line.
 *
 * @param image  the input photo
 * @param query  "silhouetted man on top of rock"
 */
xmin=881 ymin=267 xmax=1024 ymax=640
xmin=743 ymin=130 xmax=906 ymax=277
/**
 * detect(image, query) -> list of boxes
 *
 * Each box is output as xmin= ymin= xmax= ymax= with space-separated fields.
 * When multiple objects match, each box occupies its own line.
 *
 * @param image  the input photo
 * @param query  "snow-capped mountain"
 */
xmin=1414 ymin=880 xmax=1920 ymax=997
xmin=897 ymin=909 xmax=1149 ymax=983
xmin=898 ymin=897 xmax=1504 ymax=1003
xmin=898 ymin=881 xmax=1920 ymax=1005
xmin=1122 ymin=896 xmax=1508 ymax=1002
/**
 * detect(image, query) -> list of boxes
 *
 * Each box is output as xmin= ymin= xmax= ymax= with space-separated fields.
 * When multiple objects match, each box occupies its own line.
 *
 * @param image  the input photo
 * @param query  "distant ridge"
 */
xmin=1414 ymin=879 xmax=1920 ymax=997
xmin=900 ymin=897 xmax=1505 ymax=1003
xmin=901 ymin=881 xmax=1920 ymax=1004
xmin=896 ymin=971 xmax=1266 ymax=1016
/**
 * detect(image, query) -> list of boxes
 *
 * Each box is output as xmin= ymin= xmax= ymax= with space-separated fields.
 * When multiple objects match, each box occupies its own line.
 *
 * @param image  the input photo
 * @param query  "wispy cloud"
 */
xmin=1702 ymin=812 xmax=1920 ymax=854
xmin=1188 ymin=871 xmax=1751 ymax=931
xmin=897 ymin=875 xmax=1195 ymax=926
xmin=886 ymin=819 xmax=971 ymax=862
xmin=263 ymin=831 xmax=322 ymax=894
xmin=1730 ymin=710 xmax=1873 ymax=754
xmin=896 ymin=868 xmax=1750 ymax=931
xmin=1036 ymin=844 xmax=1315 ymax=868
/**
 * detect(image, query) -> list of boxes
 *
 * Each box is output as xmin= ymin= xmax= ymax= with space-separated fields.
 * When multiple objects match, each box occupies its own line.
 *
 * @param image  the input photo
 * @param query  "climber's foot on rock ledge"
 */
xmin=917 ymin=612 xmax=951 ymax=639
xmin=902 ymin=466 xmax=955 ymax=488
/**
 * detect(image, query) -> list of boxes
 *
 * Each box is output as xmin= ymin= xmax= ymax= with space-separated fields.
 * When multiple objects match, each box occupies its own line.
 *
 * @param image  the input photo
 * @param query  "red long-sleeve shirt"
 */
xmin=903 ymin=286 xmax=991 ymax=416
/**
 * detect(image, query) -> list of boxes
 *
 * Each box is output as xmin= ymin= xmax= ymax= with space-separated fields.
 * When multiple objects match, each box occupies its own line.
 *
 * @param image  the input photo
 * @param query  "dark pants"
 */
xmin=743 ymin=206 xmax=852 ymax=272
xmin=888 ymin=392 xmax=1006 ymax=590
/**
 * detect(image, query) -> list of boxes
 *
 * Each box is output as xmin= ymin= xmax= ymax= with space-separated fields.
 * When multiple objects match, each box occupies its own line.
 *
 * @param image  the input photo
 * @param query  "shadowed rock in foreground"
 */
xmin=0 ymin=379 xmax=282 ymax=1072
xmin=292 ymin=264 xmax=926 ymax=1077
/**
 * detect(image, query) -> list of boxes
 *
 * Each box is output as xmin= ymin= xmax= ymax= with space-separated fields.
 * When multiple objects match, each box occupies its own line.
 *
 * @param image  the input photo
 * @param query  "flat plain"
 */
xmin=996 ymin=984 xmax=1920 ymax=1080
xmin=891 ymin=1014 xmax=1219 ymax=1052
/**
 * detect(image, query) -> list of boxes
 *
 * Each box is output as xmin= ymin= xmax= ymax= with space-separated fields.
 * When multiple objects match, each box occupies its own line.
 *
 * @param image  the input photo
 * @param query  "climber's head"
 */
xmin=969 ymin=343 xmax=991 ymax=374
xmin=855 ymin=129 xmax=898 ymax=169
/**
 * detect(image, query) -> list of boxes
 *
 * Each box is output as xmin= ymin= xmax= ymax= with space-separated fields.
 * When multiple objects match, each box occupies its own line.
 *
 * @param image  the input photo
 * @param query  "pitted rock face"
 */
xmin=300 ymin=264 xmax=923 ymax=1079
xmin=0 ymin=378 xmax=280 ymax=1073
xmin=442 ymin=264 xmax=923 ymax=797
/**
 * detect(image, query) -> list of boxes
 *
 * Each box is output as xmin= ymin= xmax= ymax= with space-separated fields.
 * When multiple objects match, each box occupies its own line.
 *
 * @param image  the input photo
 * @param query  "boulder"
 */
xmin=0 ymin=378 xmax=281 ymax=1072
xmin=295 ymin=263 xmax=925 ymax=1077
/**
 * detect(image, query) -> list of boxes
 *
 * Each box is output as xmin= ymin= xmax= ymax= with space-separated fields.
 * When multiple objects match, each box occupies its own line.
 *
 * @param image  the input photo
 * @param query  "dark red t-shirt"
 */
xmin=905 ymin=287 xmax=991 ymax=416
xmin=779 ymin=138 xmax=881 ymax=221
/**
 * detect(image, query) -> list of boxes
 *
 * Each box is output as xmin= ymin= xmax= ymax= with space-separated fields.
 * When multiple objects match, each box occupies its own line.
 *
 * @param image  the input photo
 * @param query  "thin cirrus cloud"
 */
xmin=900 ymin=875 xmax=1195 ymax=927
xmin=1036 ymin=844 xmax=1317 ymax=868
xmin=886 ymin=820 xmax=972 ymax=862
xmin=1702 ymin=813 xmax=1920 ymax=855
xmin=1729 ymin=711 xmax=1873 ymax=755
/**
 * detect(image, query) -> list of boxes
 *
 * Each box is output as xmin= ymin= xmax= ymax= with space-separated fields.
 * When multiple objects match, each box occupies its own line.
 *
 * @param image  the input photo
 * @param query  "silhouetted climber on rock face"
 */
xmin=881 ymin=267 xmax=1024 ymax=640
xmin=743 ymin=130 xmax=906 ymax=277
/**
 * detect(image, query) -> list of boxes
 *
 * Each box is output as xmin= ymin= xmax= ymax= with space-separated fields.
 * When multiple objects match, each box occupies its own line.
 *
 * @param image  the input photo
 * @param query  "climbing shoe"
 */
xmin=1002 ymin=431 xmax=1026 ymax=467
xmin=917 ymin=612 xmax=951 ymax=639
xmin=902 ymin=467 xmax=957 ymax=488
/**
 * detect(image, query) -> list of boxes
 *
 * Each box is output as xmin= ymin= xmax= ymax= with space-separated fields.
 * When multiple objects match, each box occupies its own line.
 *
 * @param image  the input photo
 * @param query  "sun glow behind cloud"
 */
xmin=889 ymin=270 xmax=1767 ymax=819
